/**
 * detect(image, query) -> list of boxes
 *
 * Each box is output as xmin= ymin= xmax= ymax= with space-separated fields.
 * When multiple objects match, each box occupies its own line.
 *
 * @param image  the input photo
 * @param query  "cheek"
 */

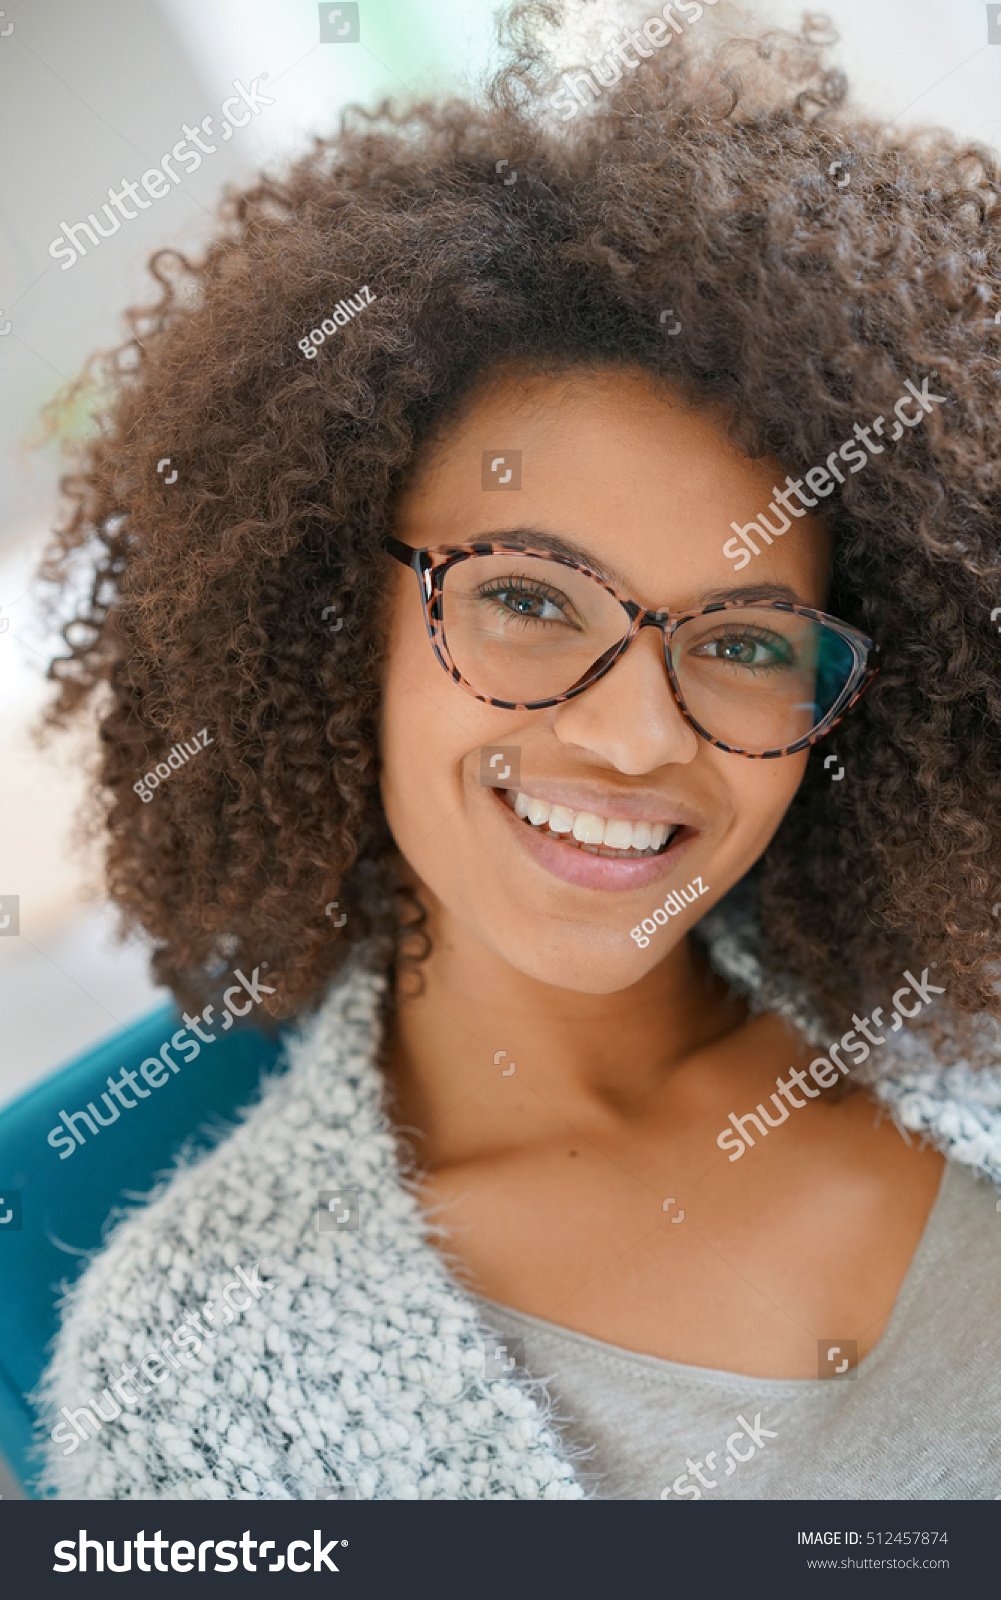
xmin=724 ymin=747 xmax=809 ymax=854
xmin=377 ymin=588 xmax=498 ymax=886
xmin=379 ymin=597 xmax=454 ymax=844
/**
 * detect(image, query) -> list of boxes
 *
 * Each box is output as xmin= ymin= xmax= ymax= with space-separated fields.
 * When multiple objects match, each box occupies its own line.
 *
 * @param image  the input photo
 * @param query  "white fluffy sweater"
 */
xmin=36 ymin=913 xmax=1001 ymax=1499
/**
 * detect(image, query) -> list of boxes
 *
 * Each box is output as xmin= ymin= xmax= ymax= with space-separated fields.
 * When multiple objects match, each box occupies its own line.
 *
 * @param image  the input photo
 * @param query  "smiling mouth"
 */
xmin=500 ymin=788 xmax=684 ymax=858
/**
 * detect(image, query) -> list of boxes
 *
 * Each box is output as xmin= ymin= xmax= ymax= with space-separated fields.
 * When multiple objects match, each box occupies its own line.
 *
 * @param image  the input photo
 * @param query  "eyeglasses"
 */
xmin=383 ymin=535 xmax=879 ymax=759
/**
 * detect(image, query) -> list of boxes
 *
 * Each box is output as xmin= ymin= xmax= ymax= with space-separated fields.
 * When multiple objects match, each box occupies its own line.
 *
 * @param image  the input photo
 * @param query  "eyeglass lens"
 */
xmin=440 ymin=554 xmax=860 ymax=752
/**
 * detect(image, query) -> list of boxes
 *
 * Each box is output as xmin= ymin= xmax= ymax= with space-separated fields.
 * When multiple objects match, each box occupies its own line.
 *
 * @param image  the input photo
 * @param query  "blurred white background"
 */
xmin=1 ymin=0 xmax=999 ymax=1107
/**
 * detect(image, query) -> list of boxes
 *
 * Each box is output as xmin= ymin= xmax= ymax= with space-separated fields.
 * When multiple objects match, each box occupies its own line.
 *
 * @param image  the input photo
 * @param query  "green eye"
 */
xmin=691 ymin=627 xmax=794 ymax=670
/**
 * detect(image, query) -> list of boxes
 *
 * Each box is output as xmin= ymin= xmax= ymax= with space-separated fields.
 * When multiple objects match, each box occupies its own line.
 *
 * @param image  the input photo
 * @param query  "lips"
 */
xmin=491 ymin=784 xmax=702 ymax=892
xmin=506 ymin=788 xmax=678 ymax=858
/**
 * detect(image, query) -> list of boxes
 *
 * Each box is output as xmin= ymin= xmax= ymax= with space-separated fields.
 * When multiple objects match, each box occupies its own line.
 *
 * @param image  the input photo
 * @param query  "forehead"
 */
xmin=396 ymin=365 xmax=832 ymax=610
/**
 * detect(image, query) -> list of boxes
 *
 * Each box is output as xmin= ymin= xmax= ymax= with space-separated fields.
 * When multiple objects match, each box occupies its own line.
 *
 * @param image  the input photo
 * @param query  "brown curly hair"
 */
xmin=40 ymin=0 xmax=1001 ymax=1056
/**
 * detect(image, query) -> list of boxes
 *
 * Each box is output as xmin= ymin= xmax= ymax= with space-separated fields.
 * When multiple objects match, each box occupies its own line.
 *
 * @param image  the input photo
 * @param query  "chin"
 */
xmin=486 ymin=924 xmax=685 ymax=995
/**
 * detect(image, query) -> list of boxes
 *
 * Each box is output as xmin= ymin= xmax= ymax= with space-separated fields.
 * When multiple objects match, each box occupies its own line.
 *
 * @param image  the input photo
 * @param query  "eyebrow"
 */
xmin=474 ymin=530 xmax=810 ymax=608
xmin=479 ymin=527 xmax=622 ymax=584
xmin=697 ymin=581 xmax=807 ymax=607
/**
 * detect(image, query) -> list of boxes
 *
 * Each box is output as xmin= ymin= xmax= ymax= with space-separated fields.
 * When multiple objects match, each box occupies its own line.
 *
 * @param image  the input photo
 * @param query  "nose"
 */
xmin=551 ymin=625 xmax=699 ymax=775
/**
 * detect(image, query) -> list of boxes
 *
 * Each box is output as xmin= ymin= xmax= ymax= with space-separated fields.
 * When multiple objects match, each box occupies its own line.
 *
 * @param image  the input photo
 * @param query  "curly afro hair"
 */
xmin=40 ymin=0 xmax=1001 ymax=1058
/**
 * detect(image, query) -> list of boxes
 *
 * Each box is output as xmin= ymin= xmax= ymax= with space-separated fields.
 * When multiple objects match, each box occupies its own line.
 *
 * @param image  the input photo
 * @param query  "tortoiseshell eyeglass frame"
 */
xmin=382 ymin=534 xmax=879 ymax=760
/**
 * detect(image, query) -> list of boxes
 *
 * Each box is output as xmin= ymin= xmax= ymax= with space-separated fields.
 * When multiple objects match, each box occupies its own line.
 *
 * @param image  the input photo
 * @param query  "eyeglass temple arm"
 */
xmin=382 ymin=534 xmax=423 ymax=569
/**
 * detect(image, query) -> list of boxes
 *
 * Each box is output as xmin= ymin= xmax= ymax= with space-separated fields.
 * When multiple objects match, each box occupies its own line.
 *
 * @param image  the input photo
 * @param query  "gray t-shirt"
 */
xmin=477 ymin=1161 xmax=1001 ymax=1499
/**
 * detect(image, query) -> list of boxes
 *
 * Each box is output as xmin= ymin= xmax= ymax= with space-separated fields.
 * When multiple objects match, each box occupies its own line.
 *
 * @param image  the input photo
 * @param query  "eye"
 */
xmin=476 ymin=577 xmax=581 ymax=628
xmin=689 ymin=626 xmax=793 ymax=670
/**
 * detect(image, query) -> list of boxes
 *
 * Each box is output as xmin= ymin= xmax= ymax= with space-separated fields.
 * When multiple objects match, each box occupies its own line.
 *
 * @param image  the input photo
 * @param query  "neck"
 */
xmin=384 ymin=896 xmax=745 ymax=1169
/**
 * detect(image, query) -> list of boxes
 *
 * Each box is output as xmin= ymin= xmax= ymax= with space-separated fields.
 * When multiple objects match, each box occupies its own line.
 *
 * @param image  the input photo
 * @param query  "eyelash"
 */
xmin=474 ymin=576 xmax=579 ymax=625
xmin=690 ymin=624 xmax=794 ymax=670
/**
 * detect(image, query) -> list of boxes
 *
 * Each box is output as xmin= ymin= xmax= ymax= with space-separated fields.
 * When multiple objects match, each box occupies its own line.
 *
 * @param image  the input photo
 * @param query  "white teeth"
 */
xmin=506 ymin=791 xmax=677 ymax=855
xmin=572 ymin=811 xmax=606 ymax=844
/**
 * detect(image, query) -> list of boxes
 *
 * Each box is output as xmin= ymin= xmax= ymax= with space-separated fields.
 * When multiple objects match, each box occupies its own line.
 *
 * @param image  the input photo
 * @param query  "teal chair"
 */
xmin=0 ymin=1007 xmax=288 ymax=1496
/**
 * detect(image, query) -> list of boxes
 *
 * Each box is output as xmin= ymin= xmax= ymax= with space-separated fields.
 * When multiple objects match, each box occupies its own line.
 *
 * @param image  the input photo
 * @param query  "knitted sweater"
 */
xmin=36 ymin=906 xmax=1001 ymax=1499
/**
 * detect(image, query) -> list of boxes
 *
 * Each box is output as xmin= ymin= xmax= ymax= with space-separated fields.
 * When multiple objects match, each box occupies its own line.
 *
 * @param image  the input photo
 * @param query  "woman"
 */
xmin=36 ymin=3 xmax=1001 ymax=1498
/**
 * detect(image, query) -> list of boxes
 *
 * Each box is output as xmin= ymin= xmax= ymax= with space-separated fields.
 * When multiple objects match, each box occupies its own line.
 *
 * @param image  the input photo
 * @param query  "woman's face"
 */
xmin=380 ymin=366 xmax=832 ymax=993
